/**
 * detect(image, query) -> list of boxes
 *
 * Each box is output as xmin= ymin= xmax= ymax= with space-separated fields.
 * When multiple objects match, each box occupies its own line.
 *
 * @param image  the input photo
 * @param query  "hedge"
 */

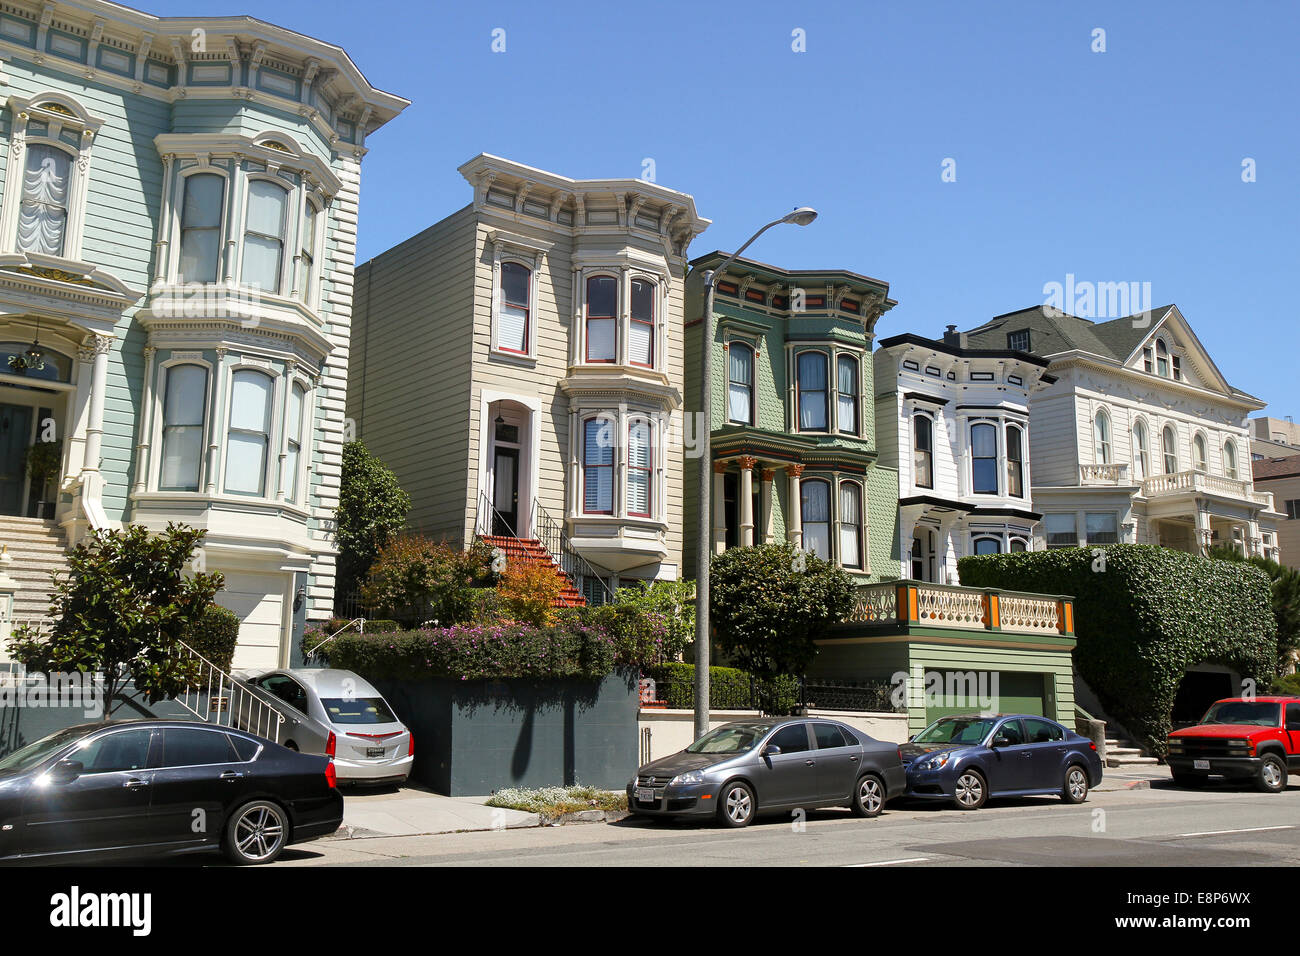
xmin=181 ymin=605 xmax=241 ymax=674
xmin=648 ymin=662 xmax=802 ymax=714
xmin=314 ymin=622 xmax=616 ymax=682
xmin=958 ymin=544 xmax=1275 ymax=755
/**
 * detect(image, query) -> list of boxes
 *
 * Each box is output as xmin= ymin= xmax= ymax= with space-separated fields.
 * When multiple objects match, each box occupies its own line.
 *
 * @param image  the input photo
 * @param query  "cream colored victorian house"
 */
xmin=349 ymin=155 xmax=709 ymax=597
xmin=964 ymin=305 xmax=1283 ymax=559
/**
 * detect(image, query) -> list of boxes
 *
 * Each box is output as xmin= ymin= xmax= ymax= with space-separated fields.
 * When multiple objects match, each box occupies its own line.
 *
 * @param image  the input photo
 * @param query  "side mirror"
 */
xmin=762 ymin=745 xmax=783 ymax=758
xmin=49 ymin=759 xmax=83 ymax=783
xmin=991 ymin=736 xmax=1010 ymax=749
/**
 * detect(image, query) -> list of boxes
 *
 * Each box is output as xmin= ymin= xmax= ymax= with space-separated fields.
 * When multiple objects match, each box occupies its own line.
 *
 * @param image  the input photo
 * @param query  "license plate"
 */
xmin=1193 ymin=759 xmax=1210 ymax=770
xmin=366 ymin=747 xmax=385 ymax=758
xmin=635 ymin=787 xmax=655 ymax=803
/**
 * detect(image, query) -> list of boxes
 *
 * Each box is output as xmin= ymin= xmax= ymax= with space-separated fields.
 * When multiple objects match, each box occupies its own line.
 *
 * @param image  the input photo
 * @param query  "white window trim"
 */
xmin=911 ymin=407 xmax=937 ymax=492
xmin=723 ymin=333 xmax=759 ymax=426
xmin=487 ymin=230 xmax=551 ymax=361
xmin=170 ymin=165 xmax=231 ymax=285
xmin=239 ymin=171 xmax=296 ymax=298
xmin=149 ymin=356 xmax=215 ymax=493
xmin=571 ymin=265 xmax=668 ymax=371
xmin=278 ymin=372 xmax=314 ymax=505
xmin=569 ymin=404 xmax=667 ymax=525
xmin=219 ymin=360 xmax=283 ymax=500
xmin=836 ymin=476 xmax=870 ymax=574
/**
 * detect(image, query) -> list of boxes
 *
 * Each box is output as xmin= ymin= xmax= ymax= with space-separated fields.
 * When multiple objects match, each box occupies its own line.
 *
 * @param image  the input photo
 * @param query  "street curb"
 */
xmin=542 ymin=809 xmax=630 ymax=826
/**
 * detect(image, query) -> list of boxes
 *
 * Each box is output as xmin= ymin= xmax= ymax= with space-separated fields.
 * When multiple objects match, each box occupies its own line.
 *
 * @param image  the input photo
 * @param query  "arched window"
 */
xmin=300 ymin=201 xmax=319 ymax=303
xmin=1193 ymin=433 xmax=1208 ymax=472
xmin=1094 ymin=410 xmax=1111 ymax=464
xmin=973 ymin=536 xmax=1001 ymax=556
xmin=159 ymin=364 xmax=208 ymax=492
xmin=585 ymin=276 xmax=617 ymax=362
xmin=1155 ymin=339 xmax=1169 ymax=377
xmin=242 ymin=180 xmax=288 ymax=293
xmin=627 ymin=420 xmax=652 ymax=517
xmin=796 ymin=352 xmax=828 ymax=431
xmin=914 ymin=414 xmax=934 ymax=489
xmin=727 ymin=342 xmax=754 ymax=425
xmin=1006 ymin=425 xmax=1024 ymax=497
xmin=1132 ymin=420 xmax=1149 ymax=480
xmin=1162 ymin=425 xmax=1178 ymax=474
xmin=498 ymin=261 xmax=530 ymax=354
xmin=629 ymin=278 xmax=654 ymax=367
xmin=971 ymin=422 xmax=998 ymax=494
xmin=837 ymin=354 xmax=859 ymax=435
xmin=838 ymin=480 xmax=864 ymax=569
xmin=18 ymin=144 xmax=72 ymax=256
xmin=582 ymin=417 xmax=613 ymax=514
xmin=1009 ymin=537 xmax=1028 ymax=553
xmin=1224 ymin=440 xmax=1238 ymax=479
xmin=178 ymin=173 xmax=224 ymax=283
xmin=285 ymin=382 xmax=307 ymax=503
xmin=225 ymin=370 xmax=273 ymax=495
xmin=800 ymin=478 xmax=831 ymax=559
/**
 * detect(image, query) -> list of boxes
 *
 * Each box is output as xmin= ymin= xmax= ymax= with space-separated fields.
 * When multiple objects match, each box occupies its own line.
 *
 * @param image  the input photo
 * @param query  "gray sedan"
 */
xmin=241 ymin=669 xmax=414 ymax=786
xmin=627 ymin=717 xmax=906 ymax=827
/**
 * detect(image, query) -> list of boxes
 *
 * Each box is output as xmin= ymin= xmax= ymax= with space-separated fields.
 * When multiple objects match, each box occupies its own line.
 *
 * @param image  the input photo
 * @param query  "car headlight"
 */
xmin=921 ymin=753 xmax=952 ymax=771
xmin=1167 ymin=739 xmax=1184 ymax=748
xmin=670 ymin=770 xmax=706 ymax=787
xmin=1227 ymin=739 xmax=1248 ymax=747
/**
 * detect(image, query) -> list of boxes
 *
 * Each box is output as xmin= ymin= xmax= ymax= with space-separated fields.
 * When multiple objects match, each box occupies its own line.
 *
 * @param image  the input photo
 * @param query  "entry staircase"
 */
xmin=0 ymin=515 xmax=72 ymax=623
xmin=478 ymin=535 xmax=587 ymax=608
xmin=1105 ymin=733 xmax=1158 ymax=768
xmin=171 ymin=639 xmax=289 ymax=744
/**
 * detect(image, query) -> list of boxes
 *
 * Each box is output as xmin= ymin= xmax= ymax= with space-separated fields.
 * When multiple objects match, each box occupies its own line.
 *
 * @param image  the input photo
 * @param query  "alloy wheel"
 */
xmin=1067 ymin=767 xmax=1088 ymax=800
xmin=955 ymin=772 xmax=983 ymax=808
xmin=234 ymin=804 xmax=285 ymax=862
xmin=859 ymin=776 xmax=883 ymax=814
xmin=725 ymin=786 xmax=752 ymax=824
xmin=1263 ymin=761 xmax=1283 ymax=789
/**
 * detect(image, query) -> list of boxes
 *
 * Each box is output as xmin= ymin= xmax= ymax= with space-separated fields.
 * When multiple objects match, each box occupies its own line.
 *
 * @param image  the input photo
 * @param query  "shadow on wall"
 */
xmin=0 ymin=682 xmax=197 ymax=758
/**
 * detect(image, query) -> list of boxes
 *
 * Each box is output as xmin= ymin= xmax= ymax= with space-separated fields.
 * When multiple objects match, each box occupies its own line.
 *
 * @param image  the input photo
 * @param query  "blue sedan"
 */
xmin=899 ymin=714 xmax=1103 ymax=810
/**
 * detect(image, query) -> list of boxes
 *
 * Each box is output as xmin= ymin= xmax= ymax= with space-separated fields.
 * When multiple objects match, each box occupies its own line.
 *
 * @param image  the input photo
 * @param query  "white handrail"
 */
xmin=172 ymin=639 xmax=287 ymax=743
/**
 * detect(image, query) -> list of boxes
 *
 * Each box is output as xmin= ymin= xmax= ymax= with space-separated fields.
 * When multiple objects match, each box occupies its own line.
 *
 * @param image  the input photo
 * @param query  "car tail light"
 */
xmin=1089 ymin=742 xmax=1097 ymax=751
xmin=408 ymin=732 xmax=415 ymax=757
xmin=326 ymin=731 xmax=336 ymax=757
xmin=325 ymin=761 xmax=337 ymax=789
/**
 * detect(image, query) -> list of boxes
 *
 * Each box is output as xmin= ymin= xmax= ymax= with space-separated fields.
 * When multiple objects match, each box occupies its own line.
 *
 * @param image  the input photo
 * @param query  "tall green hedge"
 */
xmin=958 ymin=545 xmax=1275 ymax=755
xmin=181 ymin=604 xmax=241 ymax=675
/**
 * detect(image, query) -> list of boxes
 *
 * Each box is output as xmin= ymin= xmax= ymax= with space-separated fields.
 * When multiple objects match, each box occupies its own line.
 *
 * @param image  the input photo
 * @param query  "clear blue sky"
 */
xmin=153 ymin=0 xmax=1297 ymax=415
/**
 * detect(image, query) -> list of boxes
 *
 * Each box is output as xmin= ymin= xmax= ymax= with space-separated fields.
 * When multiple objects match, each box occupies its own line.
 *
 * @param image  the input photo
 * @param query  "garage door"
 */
xmin=214 ymin=571 xmax=288 ymax=671
xmin=924 ymin=671 xmax=1047 ymax=724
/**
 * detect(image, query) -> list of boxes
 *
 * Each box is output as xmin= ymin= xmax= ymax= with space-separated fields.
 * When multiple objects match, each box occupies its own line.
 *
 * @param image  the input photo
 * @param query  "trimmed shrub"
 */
xmin=361 ymin=534 xmax=492 ymax=628
xmin=611 ymin=580 xmax=694 ymax=655
xmin=335 ymin=440 xmax=411 ymax=602
xmin=958 ymin=545 xmax=1275 ymax=755
xmin=583 ymin=603 xmax=674 ymax=669
xmin=496 ymin=562 xmax=563 ymax=627
xmin=182 ymin=604 xmax=241 ymax=674
xmin=647 ymin=662 xmax=802 ymax=714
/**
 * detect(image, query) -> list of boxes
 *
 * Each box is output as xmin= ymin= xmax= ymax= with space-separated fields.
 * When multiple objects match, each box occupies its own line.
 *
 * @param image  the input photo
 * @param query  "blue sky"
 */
xmin=156 ymin=0 xmax=1297 ymax=414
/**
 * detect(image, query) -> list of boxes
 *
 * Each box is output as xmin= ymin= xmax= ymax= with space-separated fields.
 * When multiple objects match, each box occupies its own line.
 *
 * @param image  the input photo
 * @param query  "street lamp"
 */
xmin=694 ymin=207 xmax=818 ymax=740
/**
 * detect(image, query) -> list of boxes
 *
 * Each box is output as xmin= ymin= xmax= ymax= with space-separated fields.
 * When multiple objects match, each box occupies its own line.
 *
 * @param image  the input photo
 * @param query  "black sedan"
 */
xmin=0 ymin=719 xmax=343 ymax=865
xmin=900 ymin=714 xmax=1104 ymax=810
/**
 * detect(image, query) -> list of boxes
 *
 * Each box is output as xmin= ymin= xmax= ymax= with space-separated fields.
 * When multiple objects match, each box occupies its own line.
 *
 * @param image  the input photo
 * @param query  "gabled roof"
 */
xmin=1252 ymin=456 xmax=1300 ymax=481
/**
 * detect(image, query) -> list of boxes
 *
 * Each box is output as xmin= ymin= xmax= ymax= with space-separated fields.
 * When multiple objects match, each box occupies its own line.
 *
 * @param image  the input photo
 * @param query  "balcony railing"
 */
xmin=1079 ymin=462 xmax=1129 ymax=485
xmin=1141 ymin=469 xmax=1273 ymax=508
xmin=845 ymin=581 xmax=1073 ymax=636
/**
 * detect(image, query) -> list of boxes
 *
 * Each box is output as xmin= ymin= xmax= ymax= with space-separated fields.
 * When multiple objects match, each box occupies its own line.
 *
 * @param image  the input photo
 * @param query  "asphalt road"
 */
xmin=275 ymin=778 xmax=1300 ymax=867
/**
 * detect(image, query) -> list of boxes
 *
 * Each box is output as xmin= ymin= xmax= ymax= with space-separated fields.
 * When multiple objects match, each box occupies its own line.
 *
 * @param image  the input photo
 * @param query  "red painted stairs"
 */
xmin=479 ymin=535 xmax=586 ymax=608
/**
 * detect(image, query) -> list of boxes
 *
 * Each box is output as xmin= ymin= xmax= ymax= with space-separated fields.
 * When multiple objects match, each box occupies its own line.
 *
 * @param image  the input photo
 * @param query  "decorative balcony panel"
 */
xmin=1079 ymin=462 xmax=1129 ymax=485
xmin=1141 ymin=469 xmax=1273 ymax=507
xmin=839 ymin=582 xmax=1075 ymax=639
xmin=915 ymin=584 xmax=987 ymax=628
xmin=846 ymin=583 xmax=897 ymax=624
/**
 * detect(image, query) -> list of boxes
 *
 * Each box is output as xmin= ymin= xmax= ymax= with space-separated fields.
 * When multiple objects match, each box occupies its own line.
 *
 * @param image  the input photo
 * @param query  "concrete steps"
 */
xmin=0 ymin=516 xmax=69 ymax=626
xmin=479 ymin=534 xmax=586 ymax=608
xmin=1105 ymin=736 xmax=1159 ymax=767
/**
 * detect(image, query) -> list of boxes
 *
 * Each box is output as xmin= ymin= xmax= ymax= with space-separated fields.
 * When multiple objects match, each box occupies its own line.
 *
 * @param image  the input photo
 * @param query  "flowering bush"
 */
xmin=496 ymin=561 xmax=564 ymax=627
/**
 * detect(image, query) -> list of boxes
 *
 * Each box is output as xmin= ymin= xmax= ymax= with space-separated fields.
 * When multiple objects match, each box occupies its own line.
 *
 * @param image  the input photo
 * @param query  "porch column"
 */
xmin=738 ymin=455 xmax=756 ymax=547
xmin=131 ymin=346 xmax=157 ymax=495
xmin=205 ymin=349 xmax=228 ymax=496
xmin=78 ymin=335 xmax=112 ymax=523
xmin=786 ymin=463 xmax=804 ymax=549
xmin=711 ymin=461 xmax=727 ymax=554
xmin=1193 ymin=503 xmax=1211 ymax=555
xmin=760 ymin=468 xmax=775 ymax=544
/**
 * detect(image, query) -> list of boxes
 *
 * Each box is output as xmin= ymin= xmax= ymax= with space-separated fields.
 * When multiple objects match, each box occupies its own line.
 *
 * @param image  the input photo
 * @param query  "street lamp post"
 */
xmin=694 ymin=207 xmax=818 ymax=741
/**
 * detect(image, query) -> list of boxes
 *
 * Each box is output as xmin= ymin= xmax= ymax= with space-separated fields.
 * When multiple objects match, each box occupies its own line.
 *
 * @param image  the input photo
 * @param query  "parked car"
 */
xmin=241 ymin=669 xmax=413 ymax=786
xmin=1166 ymin=696 xmax=1300 ymax=792
xmin=627 ymin=717 xmax=906 ymax=828
xmin=0 ymin=719 xmax=341 ymax=865
xmin=900 ymin=714 xmax=1103 ymax=810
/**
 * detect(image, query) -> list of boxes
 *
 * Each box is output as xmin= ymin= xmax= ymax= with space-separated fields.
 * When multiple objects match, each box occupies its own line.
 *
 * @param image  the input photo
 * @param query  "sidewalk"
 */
xmin=328 ymin=784 xmax=540 ymax=839
xmin=1094 ymin=764 xmax=1168 ymax=792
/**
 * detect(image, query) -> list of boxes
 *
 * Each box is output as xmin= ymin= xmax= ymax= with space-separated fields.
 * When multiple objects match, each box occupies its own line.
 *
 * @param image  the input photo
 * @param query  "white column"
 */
xmin=760 ymin=467 xmax=775 ymax=544
xmin=78 ymin=334 xmax=113 ymax=526
xmin=738 ymin=456 xmax=756 ymax=546
xmin=786 ymin=464 xmax=804 ymax=549
xmin=712 ymin=461 xmax=727 ymax=554
xmin=131 ymin=346 xmax=157 ymax=495
xmin=206 ymin=348 xmax=227 ymax=495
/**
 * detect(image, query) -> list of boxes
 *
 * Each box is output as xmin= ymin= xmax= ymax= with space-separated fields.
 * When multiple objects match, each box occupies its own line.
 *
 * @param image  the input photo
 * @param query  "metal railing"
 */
xmin=304 ymin=618 xmax=365 ymax=665
xmin=172 ymin=639 xmax=286 ymax=743
xmin=532 ymin=502 xmax=613 ymax=605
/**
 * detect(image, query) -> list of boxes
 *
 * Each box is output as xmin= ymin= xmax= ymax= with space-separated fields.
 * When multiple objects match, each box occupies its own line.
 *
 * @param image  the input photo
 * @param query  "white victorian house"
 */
xmin=875 ymin=327 xmax=1054 ymax=583
xmin=963 ymin=305 xmax=1283 ymax=559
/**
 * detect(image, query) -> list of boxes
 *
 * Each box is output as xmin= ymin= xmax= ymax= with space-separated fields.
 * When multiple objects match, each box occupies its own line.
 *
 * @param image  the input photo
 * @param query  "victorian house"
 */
xmin=682 ymin=254 xmax=900 ymax=582
xmin=874 ymin=326 xmax=1054 ymax=584
xmin=349 ymin=155 xmax=709 ymax=600
xmin=0 ymin=0 xmax=406 ymax=669
xmin=963 ymin=305 xmax=1283 ymax=560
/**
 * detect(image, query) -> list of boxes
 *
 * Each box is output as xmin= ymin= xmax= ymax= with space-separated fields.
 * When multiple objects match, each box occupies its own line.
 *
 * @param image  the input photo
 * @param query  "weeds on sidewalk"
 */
xmin=486 ymin=785 xmax=627 ymax=815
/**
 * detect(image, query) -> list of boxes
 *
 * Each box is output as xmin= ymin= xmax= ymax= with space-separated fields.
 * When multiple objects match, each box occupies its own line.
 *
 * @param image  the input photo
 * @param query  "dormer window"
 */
xmin=1007 ymin=329 xmax=1031 ymax=352
xmin=1155 ymin=339 xmax=1169 ymax=377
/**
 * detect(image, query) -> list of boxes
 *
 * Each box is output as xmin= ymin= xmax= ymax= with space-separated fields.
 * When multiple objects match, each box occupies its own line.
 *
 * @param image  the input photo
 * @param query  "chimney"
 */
xmin=943 ymin=324 xmax=967 ymax=348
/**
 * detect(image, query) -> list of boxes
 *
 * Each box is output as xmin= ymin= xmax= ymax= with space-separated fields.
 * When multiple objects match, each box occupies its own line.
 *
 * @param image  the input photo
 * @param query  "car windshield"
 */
xmin=913 ymin=717 xmax=997 ymax=745
xmin=1199 ymin=701 xmax=1279 ymax=727
xmin=685 ymin=725 xmax=767 ymax=754
xmin=322 ymin=697 xmax=398 ymax=725
xmin=0 ymin=726 xmax=85 ymax=775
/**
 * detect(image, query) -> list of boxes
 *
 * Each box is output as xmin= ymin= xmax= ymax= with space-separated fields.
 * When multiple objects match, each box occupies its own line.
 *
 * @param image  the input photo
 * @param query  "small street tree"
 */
xmin=709 ymin=543 xmax=855 ymax=677
xmin=7 ymin=523 xmax=225 ymax=719
xmin=335 ymin=440 xmax=411 ymax=605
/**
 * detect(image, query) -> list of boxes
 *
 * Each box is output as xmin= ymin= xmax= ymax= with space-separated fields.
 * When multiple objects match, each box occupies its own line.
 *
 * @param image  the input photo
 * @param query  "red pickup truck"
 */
xmin=1167 ymin=696 xmax=1300 ymax=792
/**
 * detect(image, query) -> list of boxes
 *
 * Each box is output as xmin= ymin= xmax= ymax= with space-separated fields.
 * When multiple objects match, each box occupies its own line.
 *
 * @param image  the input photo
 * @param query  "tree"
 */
xmin=709 ymin=543 xmax=855 ymax=677
xmin=360 ymin=534 xmax=491 ymax=628
xmin=7 ymin=523 xmax=225 ymax=719
xmin=1208 ymin=546 xmax=1300 ymax=669
xmin=335 ymin=441 xmax=411 ymax=604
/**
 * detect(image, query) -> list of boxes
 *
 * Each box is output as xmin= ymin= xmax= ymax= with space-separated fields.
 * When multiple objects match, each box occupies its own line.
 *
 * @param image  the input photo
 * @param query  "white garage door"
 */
xmin=215 ymin=571 xmax=288 ymax=671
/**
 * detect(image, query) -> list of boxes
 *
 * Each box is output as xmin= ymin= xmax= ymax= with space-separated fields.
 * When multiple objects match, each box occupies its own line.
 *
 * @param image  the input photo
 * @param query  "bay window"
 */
xmin=1086 ymin=512 xmax=1118 ymax=545
xmin=796 ymin=351 xmax=828 ymax=431
xmin=499 ymin=262 xmax=531 ymax=354
xmin=973 ymin=536 xmax=1001 ymax=556
xmin=627 ymin=420 xmax=652 ymax=517
xmin=837 ymin=355 xmax=859 ymax=435
xmin=838 ymin=480 xmax=863 ymax=569
xmin=629 ymin=278 xmax=654 ymax=367
xmin=285 ymin=382 xmax=307 ymax=503
xmin=585 ymin=276 xmax=617 ymax=362
xmin=225 ymin=370 xmax=273 ymax=496
xmin=17 ymin=144 xmax=71 ymax=256
xmin=1006 ymin=425 xmax=1024 ymax=497
xmin=1045 ymin=513 xmax=1078 ymax=548
xmin=800 ymin=478 xmax=831 ymax=560
xmin=582 ymin=417 xmax=614 ymax=513
xmin=971 ymin=422 xmax=998 ymax=494
xmin=179 ymin=173 xmax=224 ymax=283
xmin=728 ymin=343 xmax=755 ymax=425
xmin=242 ymin=180 xmax=288 ymax=293
xmin=914 ymin=414 xmax=934 ymax=489
xmin=159 ymin=364 xmax=208 ymax=492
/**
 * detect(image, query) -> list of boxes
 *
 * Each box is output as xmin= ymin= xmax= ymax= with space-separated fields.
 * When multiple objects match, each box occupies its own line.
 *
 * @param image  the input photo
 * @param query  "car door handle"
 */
xmin=804 ymin=759 xmax=815 ymax=766
xmin=849 ymin=755 xmax=859 ymax=762
xmin=220 ymin=771 xmax=244 ymax=780
xmin=123 ymin=778 xmax=149 ymax=789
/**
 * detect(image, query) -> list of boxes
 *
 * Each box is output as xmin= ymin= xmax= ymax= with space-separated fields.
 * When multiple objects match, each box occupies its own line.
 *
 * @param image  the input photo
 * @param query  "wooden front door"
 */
xmin=0 ymin=404 xmax=32 ymax=517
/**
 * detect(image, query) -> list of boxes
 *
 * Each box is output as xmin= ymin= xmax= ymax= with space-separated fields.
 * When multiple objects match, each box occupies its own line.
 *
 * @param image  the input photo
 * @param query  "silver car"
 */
xmin=242 ymin=669 xmax=413 ymax=786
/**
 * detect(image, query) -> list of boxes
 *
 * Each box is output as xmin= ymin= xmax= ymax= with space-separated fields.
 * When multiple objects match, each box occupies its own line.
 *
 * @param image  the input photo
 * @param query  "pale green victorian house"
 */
xmin=0 ymin=0 xmax=405 ymax=668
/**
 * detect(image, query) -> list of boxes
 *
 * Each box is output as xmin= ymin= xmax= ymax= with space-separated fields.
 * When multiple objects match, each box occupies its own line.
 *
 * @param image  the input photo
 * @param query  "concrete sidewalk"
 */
xmin=328 ymin=784 xmax=540 ymax=839
xmin=1094 ymin=765 xmax=1167 ymax=792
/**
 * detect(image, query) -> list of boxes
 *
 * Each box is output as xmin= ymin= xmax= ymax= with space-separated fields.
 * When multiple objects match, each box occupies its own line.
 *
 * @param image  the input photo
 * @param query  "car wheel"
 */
xmin=1256 ymin=754 xmax=1287 ymax=794
xmin=1061 ymin=764 xmax=1089 ymax=804
xmin=850 ymin=773 xmax=886 ymax=818
xmin=717 ymin=781 xmax=756 ymax=828
xmin=223 ymin=800 xmax=289 ymax=865
xmin=953 ymin=770 xmax=987 ymax=810
xmin=1171 ymin=772 xmax=1205 ymax=788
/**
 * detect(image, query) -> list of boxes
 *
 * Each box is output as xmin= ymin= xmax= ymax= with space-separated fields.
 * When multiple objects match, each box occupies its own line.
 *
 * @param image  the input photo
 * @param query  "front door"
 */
xmin=493 ymin=446 xmax=519 ymax=536
xmin=0 ymin=404 xmax=32 ymax=517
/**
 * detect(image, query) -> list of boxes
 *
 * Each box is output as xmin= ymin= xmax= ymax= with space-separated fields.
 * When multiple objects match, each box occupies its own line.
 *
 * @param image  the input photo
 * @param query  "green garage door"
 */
xmin=924 ymin=671 xmax=1047 ymax=724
